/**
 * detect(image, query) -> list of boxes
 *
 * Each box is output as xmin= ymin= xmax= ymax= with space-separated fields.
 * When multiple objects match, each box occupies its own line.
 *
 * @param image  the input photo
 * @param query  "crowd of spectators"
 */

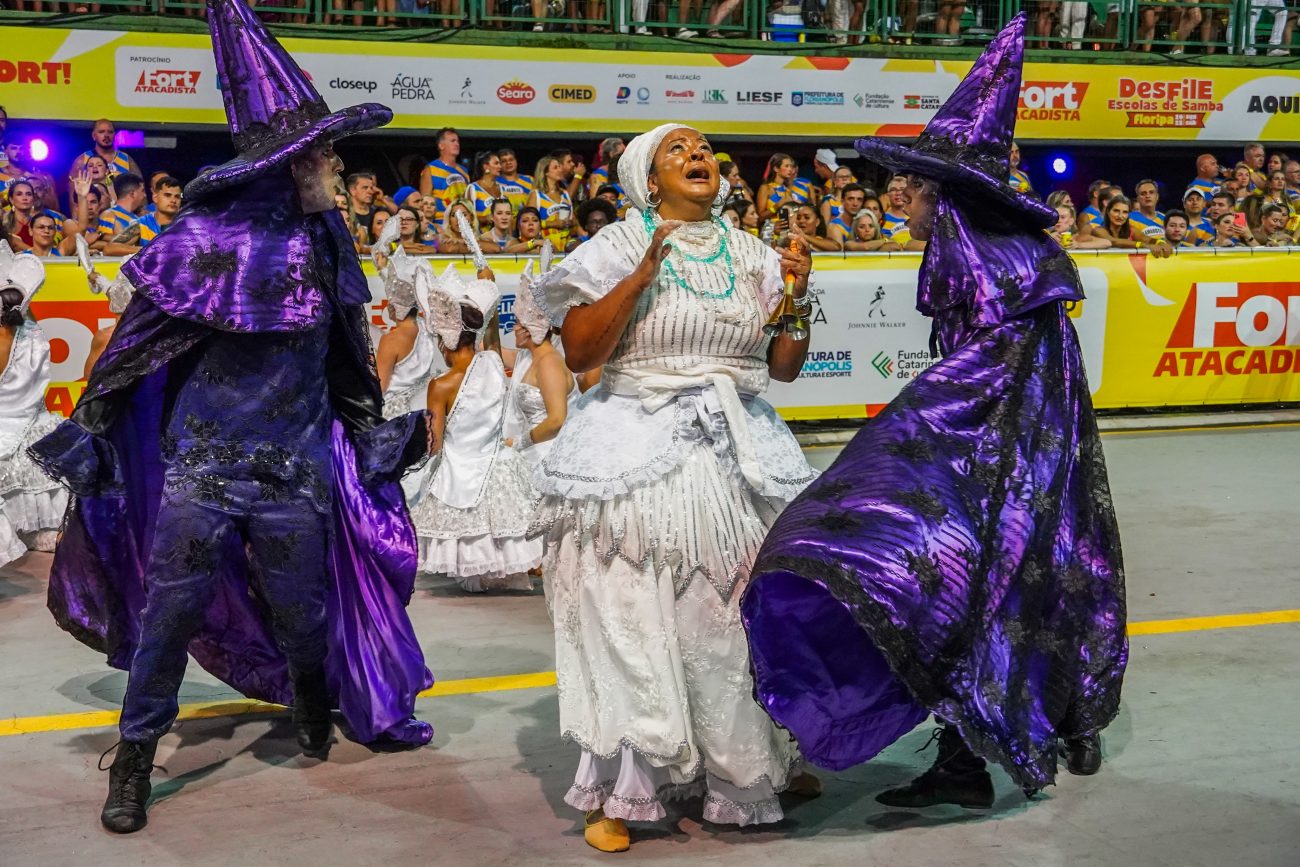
xmin=4 ymin=107 xmax=1299 ymax=264
xmin=5 ymin=0 xmax=1298 ymax=54
xmin=0 ymin=113 xmax=188 ymax=260
xmin=1040 ymin=142 xmax=1300 ymax=255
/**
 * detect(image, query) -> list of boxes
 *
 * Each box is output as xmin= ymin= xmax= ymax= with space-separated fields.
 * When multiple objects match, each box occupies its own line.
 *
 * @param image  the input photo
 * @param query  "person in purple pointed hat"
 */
xmin=739 ymin=12 xmax=1127 ymax=810
xmin=28 ymin=0 xmax=434 ymax=835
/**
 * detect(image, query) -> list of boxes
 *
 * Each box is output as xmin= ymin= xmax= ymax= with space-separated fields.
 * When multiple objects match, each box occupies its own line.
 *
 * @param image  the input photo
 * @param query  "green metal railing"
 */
xmin=3 ymin=0 xmax=1297 ymax=54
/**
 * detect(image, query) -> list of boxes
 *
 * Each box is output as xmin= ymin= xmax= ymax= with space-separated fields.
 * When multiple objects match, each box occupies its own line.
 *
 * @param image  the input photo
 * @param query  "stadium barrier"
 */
xmin=30 ymin=248 xmax=1300 ymax=421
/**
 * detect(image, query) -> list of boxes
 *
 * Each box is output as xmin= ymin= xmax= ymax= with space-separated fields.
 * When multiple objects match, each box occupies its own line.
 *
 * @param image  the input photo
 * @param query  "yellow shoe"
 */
xmin=584 ymin=809 xmax=630 ymax=853
xmin=786 ymin=771 xmax=823 ymax=799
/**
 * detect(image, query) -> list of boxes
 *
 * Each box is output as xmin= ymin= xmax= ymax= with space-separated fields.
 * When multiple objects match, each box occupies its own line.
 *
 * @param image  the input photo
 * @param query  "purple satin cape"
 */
xmin=741 ymin=198 xmax=1128 ymax=791
xmin=31 ymin=186 xmax=433 ymax=746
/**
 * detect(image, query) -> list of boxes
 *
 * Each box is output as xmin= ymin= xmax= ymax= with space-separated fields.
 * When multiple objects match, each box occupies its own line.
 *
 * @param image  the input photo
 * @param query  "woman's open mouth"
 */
xmin=685 ymin=165 xmax=712 ymax=183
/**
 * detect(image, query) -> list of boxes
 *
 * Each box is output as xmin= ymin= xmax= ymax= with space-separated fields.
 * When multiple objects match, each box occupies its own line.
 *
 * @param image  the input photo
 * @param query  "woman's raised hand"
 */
xmin=634 ymin=220 xmax=683 ymax=286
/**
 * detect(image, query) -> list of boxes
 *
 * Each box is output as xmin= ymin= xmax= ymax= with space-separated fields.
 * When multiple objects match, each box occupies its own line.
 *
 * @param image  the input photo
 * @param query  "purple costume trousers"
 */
xmin=121 ymin=474 xmax=329 ymax=743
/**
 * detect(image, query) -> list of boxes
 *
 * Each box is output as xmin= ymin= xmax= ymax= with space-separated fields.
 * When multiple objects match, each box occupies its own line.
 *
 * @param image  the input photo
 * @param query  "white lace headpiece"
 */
xmin=0 ymin=241 xmax=46 ymax=315
xmin=619 ymin=123 xmax=731 ymax=220
xmin=373 ymin=218 xmax=421 ymax=326
xmin=416 ymin=262 xmax=500 ymax=348
xmin=514 ymin=240 xmax=554 ymax=344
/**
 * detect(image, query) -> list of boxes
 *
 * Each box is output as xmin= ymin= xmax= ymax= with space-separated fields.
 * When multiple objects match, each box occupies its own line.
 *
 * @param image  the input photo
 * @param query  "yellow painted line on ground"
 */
xmin=1127 ymin=608 xmax=1300 ymax=636
xmin=0 ymin=610 xmax=1294 ymax=739
xmin=0 ymin=671 xmax=558 ymax=739
xmin=797 ymin=419 xmax=1300 ymax=449
xmin=1102 ymin=420 xmax=1300 ymax=437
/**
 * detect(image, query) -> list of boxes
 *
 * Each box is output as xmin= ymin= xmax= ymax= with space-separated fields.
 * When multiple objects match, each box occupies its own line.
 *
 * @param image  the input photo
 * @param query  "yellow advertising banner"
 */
xmin=27 ymin=250 xmax=1300 ymax=422
xmin=1 ymin=26 xmax=1298 ymax=141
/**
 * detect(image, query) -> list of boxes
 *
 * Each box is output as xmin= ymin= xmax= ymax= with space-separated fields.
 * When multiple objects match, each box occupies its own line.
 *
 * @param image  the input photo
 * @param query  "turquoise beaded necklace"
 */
xmin=642 ymin=208 xmax=736 ymax=300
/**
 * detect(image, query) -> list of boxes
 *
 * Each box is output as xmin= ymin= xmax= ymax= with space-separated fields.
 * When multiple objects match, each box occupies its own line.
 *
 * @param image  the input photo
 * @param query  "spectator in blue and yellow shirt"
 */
xmin=138 ymin=176 xmax=182 ymax=248
xmin=68 ymin=119 xmax=142 ymax=192
xmin=880 ymin=174 xmax=911 ymax=241
xmin=757 ymin=152 xmax=816 ymax=223
xmin=1282 ymin=160 xmax=1300 ymax=202
xmin=467 ymin=151 xmax=505 ymax=231
xmin=1128 ymin=179 xmax=1166 ymax=241
xmin=97 ymin=172 xmax=147 ymax=238
xmin=842 ymin=210 xmax=902 ymax=253
xmin=587 ymin=137 xmax=626 ymax=201
xmin=820 ymin=166 xmax=858 ymax=227
xmin=827 ymin=184 xmax=867 ymax=244
xmin=1259 ymin=170 xmax=1294 ymax=216
xmin=527 ymin=155 xmax=574 ymax=251
xmin=1243 ymin=142 xmax=1267 ymax=192
xmin=498 ymin=148 xmax=534 ymax=216
xmin=417 ymin=127 xmax=470 ymax=229
xmin=1081 ymin=183 xmax=1122 ymax=232
xmin=1008 ymin=141 xmax=1033 ymax=195
xmin=1186 ymin=153 xmax=1222 ymax=199
xmin=1182 ymin=189 xmax=1215 ymax=245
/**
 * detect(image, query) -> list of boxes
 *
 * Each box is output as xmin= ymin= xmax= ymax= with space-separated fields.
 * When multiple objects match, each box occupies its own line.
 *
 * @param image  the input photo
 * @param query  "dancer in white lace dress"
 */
xmin=530 ymin=125 xmax=819 ymax=852
xmin=0 ymin=245 xmax=69 ymax=567
xmin=410 ymin=264 xmax=543 ymax=591
xmin=374 ymin=218 xmax=445 ymax=419
xmin=503 ymin=257 xmax=576 ymax=467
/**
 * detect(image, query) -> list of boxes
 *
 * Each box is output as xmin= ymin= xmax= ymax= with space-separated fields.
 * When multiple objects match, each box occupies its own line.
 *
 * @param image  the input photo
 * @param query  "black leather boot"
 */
xmin=292 ymin=667 xmax=333 ymax=757
xmin=100 ymin=739 xmax=158 ymax=833
xmin=876 ymin=725 xmax=995 ymax=809
xmin=1061 ymin=733 xmax=1102 ymax=775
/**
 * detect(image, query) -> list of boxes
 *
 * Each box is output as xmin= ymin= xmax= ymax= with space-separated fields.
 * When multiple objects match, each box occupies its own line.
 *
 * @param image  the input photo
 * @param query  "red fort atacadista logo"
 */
xmin=1156 ymin=281 xmax=1300 ymax=376
xmin=135 ymin=69 xmax=201 ymax=95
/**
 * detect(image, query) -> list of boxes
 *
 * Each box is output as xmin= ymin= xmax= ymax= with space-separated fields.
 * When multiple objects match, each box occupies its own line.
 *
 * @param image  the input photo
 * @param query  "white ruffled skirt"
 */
xmin=536 ymin=440 xmax=810 ymax=825
xmin=410 ymin=446 xmax=543 ymax=591
xmin=1 ymin=412 xmax=68 ymax=569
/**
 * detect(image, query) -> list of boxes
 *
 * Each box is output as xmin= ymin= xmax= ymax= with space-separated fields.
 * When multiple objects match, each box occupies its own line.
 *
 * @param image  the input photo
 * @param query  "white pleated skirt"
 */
xmin=538 ymin=443 xmax=801 ymax=825
xmin=1 ymin=412 xmax=67 ymax=569
xmin=410 ymin=446 xmax=543 ymax=591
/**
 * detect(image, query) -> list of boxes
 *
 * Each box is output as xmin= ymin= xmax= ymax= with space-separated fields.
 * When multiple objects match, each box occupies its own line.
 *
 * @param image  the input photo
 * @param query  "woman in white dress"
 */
xmin=0 ymin=245 xmax=69 ymax=567
xmin=503 ymin=259 xmax=576 ymax=467
xmin=409 ymin=264 xmax=543 ymax=591
xmin=373 ymin=216 xmax=445 ymax=419
xmin=530 ymin=125 xmax=819 ymax=852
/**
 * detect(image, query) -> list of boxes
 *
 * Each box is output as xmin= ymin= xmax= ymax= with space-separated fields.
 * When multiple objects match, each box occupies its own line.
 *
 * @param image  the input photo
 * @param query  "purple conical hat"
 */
xmin=185 ymin=0 xmax=392 ymax=200
xmin=855 ymin=13 xmax=1055 ymax=227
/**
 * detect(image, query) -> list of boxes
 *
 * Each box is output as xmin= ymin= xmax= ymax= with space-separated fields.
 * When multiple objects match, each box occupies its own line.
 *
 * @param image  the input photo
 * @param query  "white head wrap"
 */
xmin=0 ymin=241 xmax=47 ymax=316
xmin=619 ymin=123 xmax=732 ymax=220
xmin=618 ymin=123 xmax=682 ymax=216
xmin=416 ymin=262 xmax=501 ymax=349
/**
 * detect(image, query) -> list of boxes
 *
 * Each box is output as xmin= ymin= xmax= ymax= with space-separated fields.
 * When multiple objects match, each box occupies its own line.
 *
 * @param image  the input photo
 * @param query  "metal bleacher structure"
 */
xmin=3 ymin=0 xmax=1299 ymax=60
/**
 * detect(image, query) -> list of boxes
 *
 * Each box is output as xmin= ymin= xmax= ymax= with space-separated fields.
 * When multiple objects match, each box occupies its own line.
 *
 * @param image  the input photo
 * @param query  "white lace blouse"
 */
xmin=531 ymin=218 xmax=815 ymax=503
